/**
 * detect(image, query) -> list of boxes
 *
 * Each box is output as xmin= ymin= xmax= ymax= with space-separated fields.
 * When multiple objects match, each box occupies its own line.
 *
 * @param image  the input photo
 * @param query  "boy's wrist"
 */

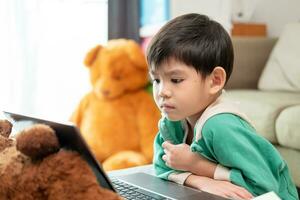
xmin=184 ymin=174 xmax=210 ymax=190
xmin=168 ymin=172 xmax=192 ymax=185
xmin=188 ymin=158 xmax=217 ymax=178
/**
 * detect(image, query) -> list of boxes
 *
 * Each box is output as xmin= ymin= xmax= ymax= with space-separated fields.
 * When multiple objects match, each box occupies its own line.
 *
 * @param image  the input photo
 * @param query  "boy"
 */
xmin=147 ymin=13 xmax=298 ymax=200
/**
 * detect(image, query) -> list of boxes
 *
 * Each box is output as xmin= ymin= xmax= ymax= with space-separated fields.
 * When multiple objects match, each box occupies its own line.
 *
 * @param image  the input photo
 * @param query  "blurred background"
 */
xmin=0 ymin=0 xmax=299 ymax=121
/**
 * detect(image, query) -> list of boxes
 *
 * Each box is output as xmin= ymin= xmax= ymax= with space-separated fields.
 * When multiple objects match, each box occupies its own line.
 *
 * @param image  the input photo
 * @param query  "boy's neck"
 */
xmin=186 ymin=92 xmax=222 ymax=130
xmin=186 ymin=113 xmax=202 ymax=130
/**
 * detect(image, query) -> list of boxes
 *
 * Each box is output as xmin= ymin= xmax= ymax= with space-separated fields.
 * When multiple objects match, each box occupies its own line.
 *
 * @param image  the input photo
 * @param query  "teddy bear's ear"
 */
xmin=126 ymin=40 xmax=148 ymax=70
xmin=84 ymin=45 xmax=102 ymax=67
xmin=16 ymin=124 xmax=60 ymax=160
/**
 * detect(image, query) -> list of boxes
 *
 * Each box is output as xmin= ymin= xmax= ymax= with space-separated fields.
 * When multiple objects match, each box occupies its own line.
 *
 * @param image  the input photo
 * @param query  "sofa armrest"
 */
xmin=225 ymin=37 xmax=278 ymax=89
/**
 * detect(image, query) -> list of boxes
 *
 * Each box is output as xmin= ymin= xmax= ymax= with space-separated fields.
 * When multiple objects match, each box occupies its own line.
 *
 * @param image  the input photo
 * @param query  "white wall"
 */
xmin=0 ymin=0 xmax=108 ymax=121
xmin=170 ymin=0 xmax=232 ymax=33
xmin=170 ymin=0 xmax=300 ymax=37
xmin=247 ymin=0 xmax=300 ymax=37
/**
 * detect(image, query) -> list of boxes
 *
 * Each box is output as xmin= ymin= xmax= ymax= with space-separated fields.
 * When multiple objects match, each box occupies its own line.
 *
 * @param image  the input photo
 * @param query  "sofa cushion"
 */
xmin=227 ymin=37 xmax=277 ymax=90
xmin=276 ymin=105 xmax=300 ymax=150
xmin=258 ymin=23 xmax=300 ymax=91
xmin=224 ymin=90 xmax=300 ymax=144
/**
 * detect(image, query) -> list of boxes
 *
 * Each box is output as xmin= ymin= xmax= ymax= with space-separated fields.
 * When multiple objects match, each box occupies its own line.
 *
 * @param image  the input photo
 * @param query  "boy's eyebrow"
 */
xmin=149 ymin=69 xmax=186 ymax=76
xmin=164 ymin=69 xmax=186 ymax=75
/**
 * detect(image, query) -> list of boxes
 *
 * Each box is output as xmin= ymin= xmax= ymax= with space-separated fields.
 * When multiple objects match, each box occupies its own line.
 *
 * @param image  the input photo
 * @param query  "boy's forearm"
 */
xmin=188 ymin=158 xmax=217 ymax=178
xmin=184 ymin=174 xmax=209 ymax=190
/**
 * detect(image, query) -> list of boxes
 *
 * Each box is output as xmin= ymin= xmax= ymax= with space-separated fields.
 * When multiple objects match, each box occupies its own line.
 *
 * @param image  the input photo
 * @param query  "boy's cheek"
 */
xmin=153 ymin=98 xmax=160 ymax=109
xmin=153 ymin=95 xmax=161 ymax=110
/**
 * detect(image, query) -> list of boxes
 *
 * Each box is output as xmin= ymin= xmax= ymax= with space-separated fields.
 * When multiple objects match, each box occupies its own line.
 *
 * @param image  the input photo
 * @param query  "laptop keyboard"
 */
xmin=111 ymin=178 xmax=168 ymax=200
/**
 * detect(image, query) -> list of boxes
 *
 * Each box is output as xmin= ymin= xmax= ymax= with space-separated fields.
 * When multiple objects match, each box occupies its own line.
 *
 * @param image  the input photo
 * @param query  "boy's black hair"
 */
xmin=147 ymin=13 xmax=234 ymax=83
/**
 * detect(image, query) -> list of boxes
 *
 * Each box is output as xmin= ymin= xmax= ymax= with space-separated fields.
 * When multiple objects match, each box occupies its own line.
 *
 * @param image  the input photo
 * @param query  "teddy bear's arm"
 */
xmin=101 ymin=92 xmax=160 ymax=171
xmin=70 ymin=94 xmax=90 ymax=127
xmin=135 ymin=92 xmax=161 ymax=162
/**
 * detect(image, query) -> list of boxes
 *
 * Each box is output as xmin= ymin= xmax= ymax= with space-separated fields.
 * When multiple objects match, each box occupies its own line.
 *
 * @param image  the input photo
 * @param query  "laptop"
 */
xmin=3 ymin=111 xmax=229 ymax=200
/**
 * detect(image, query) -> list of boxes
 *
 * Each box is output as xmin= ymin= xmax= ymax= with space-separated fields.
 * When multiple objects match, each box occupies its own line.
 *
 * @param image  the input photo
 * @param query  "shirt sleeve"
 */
xmin=191 ymin=113 xmax=284 ymax=196
xmin=153 ymin=119 xmax=192 ymax=185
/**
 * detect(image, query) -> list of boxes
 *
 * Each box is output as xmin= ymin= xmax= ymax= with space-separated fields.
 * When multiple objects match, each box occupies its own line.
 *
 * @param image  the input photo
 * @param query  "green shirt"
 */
xmin=153 ymin=114 xmax=298 ymax=200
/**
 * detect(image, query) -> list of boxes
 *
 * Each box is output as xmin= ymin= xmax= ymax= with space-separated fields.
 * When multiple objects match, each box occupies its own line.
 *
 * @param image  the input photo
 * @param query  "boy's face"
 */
xmin=150 ymin=58 xmax=213 ymax=122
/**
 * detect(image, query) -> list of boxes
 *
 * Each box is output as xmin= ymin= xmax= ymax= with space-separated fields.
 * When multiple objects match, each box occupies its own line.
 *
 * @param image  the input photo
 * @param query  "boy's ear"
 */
xmin=208 ymin=66 xmax=226 ymax=94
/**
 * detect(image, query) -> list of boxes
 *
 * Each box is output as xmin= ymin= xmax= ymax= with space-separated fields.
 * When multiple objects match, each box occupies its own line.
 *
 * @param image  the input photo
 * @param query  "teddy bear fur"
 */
xmin=0 ymin=120 xmax=122 ymax=200
xmin=71 ymin=39 xmax=160 ymax=171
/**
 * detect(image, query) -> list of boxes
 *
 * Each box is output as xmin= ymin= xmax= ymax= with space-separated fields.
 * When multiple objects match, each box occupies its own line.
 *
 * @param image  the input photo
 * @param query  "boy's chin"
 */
xmin=163 ymin=114 xmax=184 ymax=122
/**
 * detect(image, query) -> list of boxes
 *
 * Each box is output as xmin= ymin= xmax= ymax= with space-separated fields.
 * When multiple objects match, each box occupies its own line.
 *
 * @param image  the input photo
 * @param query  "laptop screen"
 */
xmin=2 ymin=111 xmax=115 ymax=191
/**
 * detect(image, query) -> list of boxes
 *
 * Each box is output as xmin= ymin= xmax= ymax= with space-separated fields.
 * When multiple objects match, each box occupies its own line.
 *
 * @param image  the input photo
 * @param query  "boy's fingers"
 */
xmin=234 ymin=187 xmax=253 ymax=199
xmin=162 ymin=154 xmax=167 ymax=161
xmin=163 ymin=148 xmax=169 ymax=155
xmin=226 ymin=193 xmax=241 ymax=200
xmin=237 ymin=190 xmax=253 ymax=200
xmin=162 ymin=141 xmax=173 ymax=150
xmin=162 ymin=155 xmax=171 ymax=167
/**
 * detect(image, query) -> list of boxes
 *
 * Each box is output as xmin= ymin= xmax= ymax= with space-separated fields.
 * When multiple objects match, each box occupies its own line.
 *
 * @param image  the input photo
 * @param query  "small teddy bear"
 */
xmin=0 ymin=120 xmax=13 ymax=151
xmin=71 ymin=39 xmax=160 ymax=171
xmin=0 ymin=120 xmax=122 ymax=200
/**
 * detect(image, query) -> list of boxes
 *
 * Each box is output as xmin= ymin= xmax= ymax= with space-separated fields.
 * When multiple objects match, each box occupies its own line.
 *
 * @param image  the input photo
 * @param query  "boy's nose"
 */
xmin=158 ymin=85 xmax=171 ymax=98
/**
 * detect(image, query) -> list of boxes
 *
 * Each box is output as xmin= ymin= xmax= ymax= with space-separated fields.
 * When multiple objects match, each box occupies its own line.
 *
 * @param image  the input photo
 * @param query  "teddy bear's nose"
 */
xmin=102 ymin=90 xmax=110 ymax=96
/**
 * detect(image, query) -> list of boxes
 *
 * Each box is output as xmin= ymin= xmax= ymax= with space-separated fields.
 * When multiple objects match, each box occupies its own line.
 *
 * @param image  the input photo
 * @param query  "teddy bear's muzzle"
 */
xmin=94 ymin=80 xmax=124 ymax=99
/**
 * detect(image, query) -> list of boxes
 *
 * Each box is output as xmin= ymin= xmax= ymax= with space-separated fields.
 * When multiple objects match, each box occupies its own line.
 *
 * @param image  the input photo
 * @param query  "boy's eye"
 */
xmin=171 ymin=79 xmax=183 ymax=83
xmin=152 ymin=79 xmax=160 ymax=84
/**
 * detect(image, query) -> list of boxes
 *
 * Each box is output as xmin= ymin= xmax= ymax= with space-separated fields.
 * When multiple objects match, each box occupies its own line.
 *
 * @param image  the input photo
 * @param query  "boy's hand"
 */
xmin=185 ymin=175 xmax=253 ymax=200
xmin=162 ymin=141 xmax=217 ymax=178
xmin=162 ymin=141 xmax=201 ymax=171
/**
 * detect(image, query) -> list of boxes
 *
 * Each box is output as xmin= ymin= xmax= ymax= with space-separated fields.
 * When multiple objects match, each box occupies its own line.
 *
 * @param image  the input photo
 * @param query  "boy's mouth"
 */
xmin=161 ymin=104 xmax=175 ymax=112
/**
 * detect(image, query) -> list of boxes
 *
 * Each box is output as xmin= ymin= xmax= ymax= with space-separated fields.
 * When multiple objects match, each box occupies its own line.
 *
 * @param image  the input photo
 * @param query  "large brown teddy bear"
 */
xmin=71 ymin=39 xmax=160 ymax=171
xmin=0 ymin=119 xmax=122 ymax=200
